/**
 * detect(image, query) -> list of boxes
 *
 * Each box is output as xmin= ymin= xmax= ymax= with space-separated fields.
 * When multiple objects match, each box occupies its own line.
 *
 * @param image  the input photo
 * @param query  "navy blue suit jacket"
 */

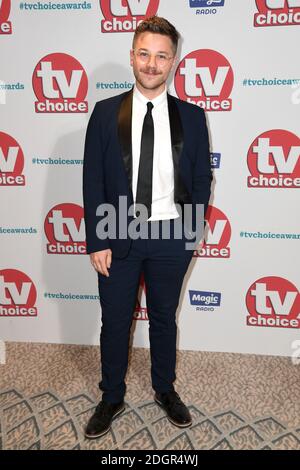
xmin=83 ymin=88 xmax=212 ymax=258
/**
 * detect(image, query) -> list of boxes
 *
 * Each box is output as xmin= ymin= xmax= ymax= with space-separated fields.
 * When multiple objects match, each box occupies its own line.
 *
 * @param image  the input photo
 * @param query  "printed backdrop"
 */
xmin=1 ymin=0 xmax=300 ymax=357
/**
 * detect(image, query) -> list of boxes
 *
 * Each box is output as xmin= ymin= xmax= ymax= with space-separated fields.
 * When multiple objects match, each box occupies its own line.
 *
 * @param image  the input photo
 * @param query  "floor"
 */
xmin=0 ymin=342 xmax=299 ymax=450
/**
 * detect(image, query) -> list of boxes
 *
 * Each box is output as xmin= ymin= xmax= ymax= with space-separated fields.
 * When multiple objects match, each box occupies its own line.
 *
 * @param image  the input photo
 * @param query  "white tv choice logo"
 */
xmin=247 ymin=130 xmax=300 ymax=188
xmin=0 ymin=131 xmax=25 ymax=186
xmin=195 ymin=205 xmax=231 ymax=258
xmin=246 ymin=276 xmax=300 ymax=329
xmin=44 ymin=203 xmax=86 ymax=255
xmin=100 ymin=0 xmax=160 ymax=32
xmin=0 ymin=0 xmax=12 ymax=34
xmin=134 ymin=272 xmax=148 ymax=321
xmin=33 ymin=53 xmax=88 ymax=113
xmin=174 ymin=49 xmax=234 ymax=111
xmin=254 ymin=0 xmax=300 ymax=27
xmin=0 ymin=269 xmax=38 ymax=317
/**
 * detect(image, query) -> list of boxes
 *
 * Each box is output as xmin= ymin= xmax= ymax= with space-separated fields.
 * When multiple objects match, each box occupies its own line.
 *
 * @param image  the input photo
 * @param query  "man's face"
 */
xmin=130 ymin=32 xmax=177 ymax=93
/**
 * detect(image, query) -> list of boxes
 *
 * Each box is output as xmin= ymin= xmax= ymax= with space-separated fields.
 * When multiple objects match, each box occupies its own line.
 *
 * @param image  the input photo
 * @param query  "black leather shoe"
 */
xmin=154 ymin=391 xmax=192 ymax=428
xmin=84 ymin=400 xmax=125 ymax=439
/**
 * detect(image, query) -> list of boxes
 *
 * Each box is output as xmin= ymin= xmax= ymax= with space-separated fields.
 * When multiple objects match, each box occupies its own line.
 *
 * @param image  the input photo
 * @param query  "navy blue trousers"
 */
xmin=97 ymin=218 xmax=194 ymax=403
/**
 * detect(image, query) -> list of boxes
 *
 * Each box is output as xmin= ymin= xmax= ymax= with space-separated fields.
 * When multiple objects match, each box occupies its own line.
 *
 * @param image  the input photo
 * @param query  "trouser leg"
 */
xmin=143 ymin=220 xmax=193 ymax=393
xmin=97 ymin=239 xmax=144 ymax=403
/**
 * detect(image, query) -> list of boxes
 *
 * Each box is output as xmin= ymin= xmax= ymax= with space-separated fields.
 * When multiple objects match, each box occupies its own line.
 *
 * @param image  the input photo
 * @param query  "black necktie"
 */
xmin=135 ymin=101 xmax=154 ymax=220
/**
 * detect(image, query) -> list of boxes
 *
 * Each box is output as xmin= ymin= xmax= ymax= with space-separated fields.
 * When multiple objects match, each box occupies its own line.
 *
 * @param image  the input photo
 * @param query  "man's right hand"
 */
xmin=90 ymin=249 xmax=112 ymax=277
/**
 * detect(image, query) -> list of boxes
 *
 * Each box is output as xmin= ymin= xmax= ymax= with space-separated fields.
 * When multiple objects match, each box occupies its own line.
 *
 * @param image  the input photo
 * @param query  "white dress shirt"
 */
xmin=131 ymin=84 xmax=180 ymax=221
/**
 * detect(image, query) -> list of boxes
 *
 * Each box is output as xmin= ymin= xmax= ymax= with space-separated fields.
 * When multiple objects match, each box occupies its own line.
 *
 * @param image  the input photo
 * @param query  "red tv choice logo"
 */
xmin=100 ymin=0 xmax=159 ymax=32
xmin=0 ymin=0 xmax=12 ymax=34
xmin=247 ymin=130 xmax=300 ymax=188
xmin=195 ymin=206 xmax=231 ymax=258
xmin=0 ymin=132 xmax=25 ymax=186
xmin=45 ymin=203 xmax=86 ymax=255
xmin=33 ymin=53 xmax=88 ymax=113
xmin=246 ymin=276 xmax=300 ymax=329
xmin=0 ymin=269 xmax=37 ymax=317
xmin=175 ymin=49 xmax=234 ymax=111
xmin=254 ymin=0 xmax=300 ymax=27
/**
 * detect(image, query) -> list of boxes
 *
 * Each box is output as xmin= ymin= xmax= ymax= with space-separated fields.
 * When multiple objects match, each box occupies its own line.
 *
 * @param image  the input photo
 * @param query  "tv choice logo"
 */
xmin=189 ymin=290 xmax=221 ymax=311
xmin=33 ymin=53 xmax=88 ymax=113
xmin=175 ymin=49 xmax=234 ymax=111
xmin=0 ymin=269 xmax=37 ymax=317
xmin=0 ymin=0 xmax=11 ymax=34
xmin=0 ymin=132 xmax=25 ymax=186
xmin=246 ymin=276 xmax=300 ymax=329
xmin=100 ymin=0 xmax=159 ymax=33
xmin=247 ymin=130 xmax=300 ymax=188
xmin=195 ymin=206 xmax=231 ymax=258
xmin=134 ymin=272 xmax=148 ymax=320
xmin=44 ymin=203 xmax=86 ymax=255
xmin=254 ymin=0 xmax=300 ymax=27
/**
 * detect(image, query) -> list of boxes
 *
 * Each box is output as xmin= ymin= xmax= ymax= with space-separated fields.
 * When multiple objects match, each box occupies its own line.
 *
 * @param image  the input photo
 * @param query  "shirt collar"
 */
xmin=133 ymin=84 xmax=167 ymax=109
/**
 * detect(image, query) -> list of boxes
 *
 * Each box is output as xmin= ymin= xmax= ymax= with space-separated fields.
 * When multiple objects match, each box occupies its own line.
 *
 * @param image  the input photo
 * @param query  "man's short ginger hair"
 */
xmin=133 ymin=16 xmax=180 ymax=54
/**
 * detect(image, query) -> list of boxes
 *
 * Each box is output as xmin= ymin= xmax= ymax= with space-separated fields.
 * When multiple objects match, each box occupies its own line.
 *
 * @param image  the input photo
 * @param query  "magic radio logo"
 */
xmin=33 ymin=53 xmax=88 ymax=113
xmin=189 ymin=0 xmax=225 ymax=7
xmin=174 ymin=49 xmax=234 ymax=111
xmin=0 ymin=269 xmax=38 ymax=317
xmin=211 ymin=152 xmax=221 ymax=169
xmin=254 ymin=0 xmax=300 ymax=27
xmin=0 ymin=132 xmax=25 ymax=186
xmin=100 ymin=0 xmax=160 ymax=33
xmin=246 ymin=276 xmax=300 ymax=329
xmin=189 ymin=0 xmax=225 ymax=15
xmin=196 ymin=206 xmax=231 ymax=258
xmin=0 ymin=0 xmax=12 ymax=34
xmin=189 ymin=290 xmax=222 ymax=311
xmin=247 ymin=130 xmax=300 ymax=188
xmin=44 ymin=203 xmax=86 ymax=255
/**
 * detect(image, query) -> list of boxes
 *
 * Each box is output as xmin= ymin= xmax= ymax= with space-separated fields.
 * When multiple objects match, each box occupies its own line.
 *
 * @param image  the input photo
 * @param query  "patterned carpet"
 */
xmin=1 ymin=389 xmax=300 ymax=450
xmin=0 ymin=343 xmax=299 ymax=450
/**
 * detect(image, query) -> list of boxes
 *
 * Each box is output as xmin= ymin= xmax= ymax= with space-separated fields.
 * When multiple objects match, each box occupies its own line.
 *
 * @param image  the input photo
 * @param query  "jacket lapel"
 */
xmin=117 ymin=88 xmax=133 ymax=197
xmin=167 ymin=93 xmax=191 ymax=204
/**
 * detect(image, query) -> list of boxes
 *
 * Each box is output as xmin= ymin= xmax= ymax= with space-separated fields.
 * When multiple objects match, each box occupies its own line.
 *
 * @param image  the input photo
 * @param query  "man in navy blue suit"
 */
xmin=83 ymin=16 xmax=212 ymax=439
